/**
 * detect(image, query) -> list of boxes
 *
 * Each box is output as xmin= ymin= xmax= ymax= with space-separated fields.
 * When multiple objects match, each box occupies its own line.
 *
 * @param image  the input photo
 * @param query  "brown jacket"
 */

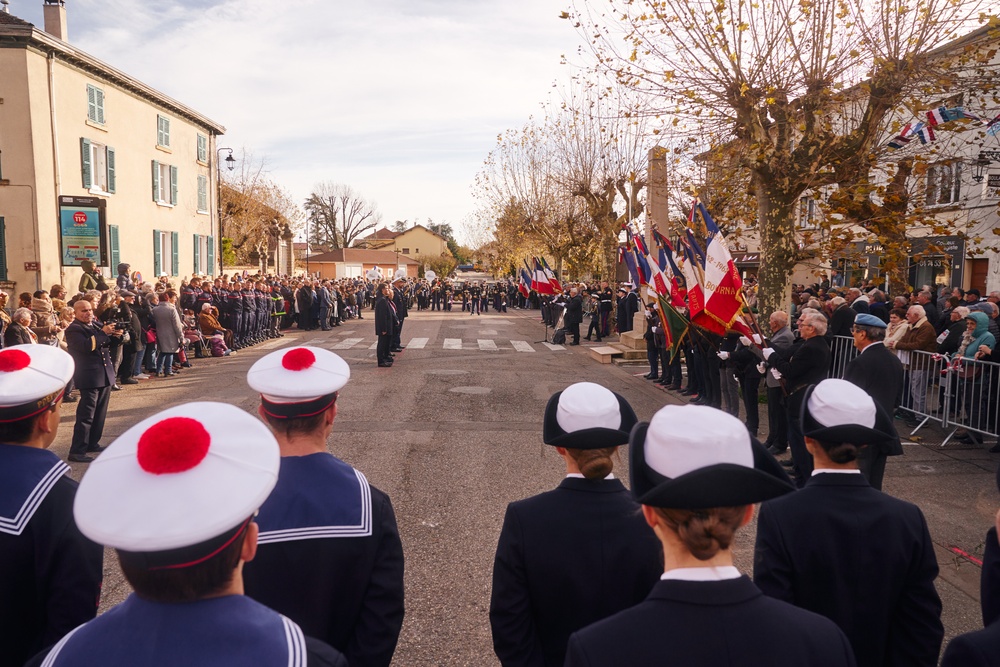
xmin=198 ymin=310 xmax=225 ymax=337
xmin=894 ymin=317 xmax=937 ymax=353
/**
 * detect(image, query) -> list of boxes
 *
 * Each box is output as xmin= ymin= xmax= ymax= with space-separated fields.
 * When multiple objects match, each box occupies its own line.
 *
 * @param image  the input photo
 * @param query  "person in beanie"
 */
xmin=490 ymin=382 xmax=661 ymax=667
xmin=244 ymin=347 xmax=404 ymax=667
xmin=565 ymin=404 xmax=855 ymax=667
xmin=754 ymin=379 xmax=943 ymax=667
xmin=27 ymin=402 xmax=346 ymax=667
xmin=0 ymin=346 xmax=103 ymax=667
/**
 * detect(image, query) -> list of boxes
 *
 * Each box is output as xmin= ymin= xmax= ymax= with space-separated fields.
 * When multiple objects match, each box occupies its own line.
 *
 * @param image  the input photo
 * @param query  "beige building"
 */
xmin=354 ymin=224 xmax=451 ymax=266
xmin=0 ymin=2 xmax=224 ymax=295
xmin=304 ymin=248 xmax=419 ymax=280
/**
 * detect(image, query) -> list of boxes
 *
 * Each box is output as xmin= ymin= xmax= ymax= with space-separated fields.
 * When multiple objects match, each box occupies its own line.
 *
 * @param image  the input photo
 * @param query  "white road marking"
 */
xmin=331 ymin=338 xmax=365 ymax=350
xmin=408 ymin=337 xmax=429 ymax=349
xmin=510 ymin=340 xmax=534 ymax=352
xmin=369 ymin=342 xmax=379 ymax=349
xmin=443 ymin=338 xmax=463 ymax=350
xmin=478 ymin=339 xmax=498 ymax=351
xmin=543 ymin=342 xmax=566 ymax=351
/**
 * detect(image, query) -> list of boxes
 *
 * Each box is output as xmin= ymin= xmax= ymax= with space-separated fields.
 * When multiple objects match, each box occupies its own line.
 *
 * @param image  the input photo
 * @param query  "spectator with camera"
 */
xmin=64 ymin=299 xmax=122 ymax=463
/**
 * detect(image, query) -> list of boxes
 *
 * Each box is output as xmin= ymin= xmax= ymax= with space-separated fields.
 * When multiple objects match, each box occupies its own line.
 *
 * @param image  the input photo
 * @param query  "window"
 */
xmin=151 ymin=160 xmax=178 ymax=205
xmin=197 ymin=175 xmax=209 ymax=213
xmin=153 ymin=230 xmax=179 ymax=276
xmin=926 ymin=161 xmax=962 ymax=206
xmin=157 ymin=115 xmax=171 ymax=148
xmin=87 ymin=84 xmax=105 ymax=124
xmin=798 ymin=197 xmax=818 ymax=229
xmin=81 ymin=138 xmax=115 ymax=194
xmin=197 ymin=134 xmax=208 ymax=163
xmin=402 ymin=248 xmax=410 ymax=254
xmin=193 ymin=234 xmax=211 ymax=274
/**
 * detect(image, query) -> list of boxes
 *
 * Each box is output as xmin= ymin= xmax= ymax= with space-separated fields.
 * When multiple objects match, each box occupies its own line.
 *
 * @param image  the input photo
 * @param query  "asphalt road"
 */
xmin=50 ymin=306 xmax=998 ymax=666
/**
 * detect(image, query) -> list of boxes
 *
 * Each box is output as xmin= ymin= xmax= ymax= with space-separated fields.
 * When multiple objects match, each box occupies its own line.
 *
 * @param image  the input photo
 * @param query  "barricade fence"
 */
xmin=828 ymin=335 xmax=1000 ymax=446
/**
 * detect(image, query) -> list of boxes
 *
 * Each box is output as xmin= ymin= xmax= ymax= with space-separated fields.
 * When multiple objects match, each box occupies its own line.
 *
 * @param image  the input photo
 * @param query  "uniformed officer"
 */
xmin=0 ymin=345 xmax=103 ymax=667
xmin=754 ymin=379 xmax=943 ymax=667
xmin=244 ymin=346 xmax=405 ymax=667
xmin=565 ymin=404 xmax=856 ymax=667
xmin=490 ymin=382 xmax=661 ymax=667
xmin=27 ymin=402 xmax=346 ymax=666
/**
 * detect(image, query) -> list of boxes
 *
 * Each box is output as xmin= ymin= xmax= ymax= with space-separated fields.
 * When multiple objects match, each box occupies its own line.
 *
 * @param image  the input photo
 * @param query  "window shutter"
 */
xmin=81 ymin=138 xmax=92 ymax=189
xmin=207 ymin=236 xmax=215 ymax=276
xmin=96 ymin=88 xmax=105 ymax=124
xmin=153 ymin=230 xmax=161 ymax=276
xmin=171 ymin=231 xmax=179 ymax=275
xmin=87 ymin=85 xmax=97 ymax=122
xmin=0 ymin=217 xmax=7 ymax=281
xmin=110 ymin=225 xmax=120 ymax=269
xmin=107 ymin=147 xmax=116 ymax=194
xmin=197 ymin=175 xmax=207 ymax=211
xmin=193 ymin=234 xmax=200 ymax=274
xmin=152 ymin=160 xmax=160 ymax=202
xmin=170 ymin=166 xmax=178 ymax=206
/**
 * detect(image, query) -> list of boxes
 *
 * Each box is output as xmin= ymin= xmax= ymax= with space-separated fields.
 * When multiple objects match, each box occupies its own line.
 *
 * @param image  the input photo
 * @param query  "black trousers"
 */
xmin=377 ymin=334 xmax=392 ymax=363
xmin=766 ymin=386 xmax=788 ymax=448
xmin=741 ymin=374 xmax=761 ymax=436
xmin=393 ymin=319 xmax=405 ymax=349
xmin=567 ymin=321 xmax=580 ymax=344
xmin=71 ymin=385 xmax=111 ymax=456
xmin=787 ymin=392 xmax=813 ymax=486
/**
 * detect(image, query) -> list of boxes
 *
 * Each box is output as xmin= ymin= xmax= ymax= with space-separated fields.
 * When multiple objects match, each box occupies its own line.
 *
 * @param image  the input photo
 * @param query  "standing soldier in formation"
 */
xmin=0 ymin=346 xmax=103 ymax=667
xmin=391 ymin=277 xmax=408 ymax=352
xmin=374 ymin=284 xmax=396 ymax=368
xmin=245 ymin=346 xmax=405 ymax=667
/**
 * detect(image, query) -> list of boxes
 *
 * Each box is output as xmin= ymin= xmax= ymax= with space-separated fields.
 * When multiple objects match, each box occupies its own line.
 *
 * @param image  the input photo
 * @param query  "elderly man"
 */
xmin=744 ymin=311 xmax=795 ymax=455
xmin=765 ymin=310 xmax=831 ymax=485
xmin=64 ymin=299 xmax=122 ymax=463
xmin=887 ymin=305 xmax=937 ymax=419
xmin=916 ymin=291 xmax=939 ymax=331
xmin=564 ymin=287 xmax=584 ymax=346
xmin=843 ymin=313 xmax=905 ymax=490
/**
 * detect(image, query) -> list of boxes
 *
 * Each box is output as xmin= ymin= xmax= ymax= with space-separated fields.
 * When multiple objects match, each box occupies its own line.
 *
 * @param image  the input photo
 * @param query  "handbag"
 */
xmin=144 ymin=325 xmax=157 ymax=344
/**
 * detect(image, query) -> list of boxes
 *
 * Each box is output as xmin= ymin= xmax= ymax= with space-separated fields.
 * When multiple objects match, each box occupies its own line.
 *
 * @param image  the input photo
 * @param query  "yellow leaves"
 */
xmin=559 ymin=11 xmax=570 ymax=19
xmin=737 ymin=21 xmax=749 ymax=32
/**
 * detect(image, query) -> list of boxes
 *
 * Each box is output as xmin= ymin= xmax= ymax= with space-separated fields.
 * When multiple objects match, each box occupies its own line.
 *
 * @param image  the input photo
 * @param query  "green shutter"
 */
xmin=170 ymin=165 xmax=178 ymax=206
xmin=96 ymin=88 xmax=105 ymax=124
xmin=110 ymin=225 xmax=120 ymax=269
xmin=207 ymin=236 xmax=215 ymax=276
xmin=81 ymin=137 xmax=92 ymax=189
xmin=197 ymin=175 xmax=207 ymax=212
xmin=0 ymin=217 xmax=7 ymax=281
xmin=171 ymin=231 xmax=179 ymax=275
xmin=107 ymin=147 xmax=116 ymax=194
xmin=152 ymin=160 xmax=160 ymax=202
xmin=153 ymin=230 xmax=161 ymax=276
xmin=87 ymin=85 xmax=97 ymax=122
xmin=197 ymin=134 xmax=207 ymax=162
xmin=193 ymin=234 xmax=200 ymax=274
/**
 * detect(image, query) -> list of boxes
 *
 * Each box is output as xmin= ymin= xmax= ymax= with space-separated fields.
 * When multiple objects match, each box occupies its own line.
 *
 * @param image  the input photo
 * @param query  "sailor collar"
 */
xmin=0 ymin=444 xmax=69 ymax=535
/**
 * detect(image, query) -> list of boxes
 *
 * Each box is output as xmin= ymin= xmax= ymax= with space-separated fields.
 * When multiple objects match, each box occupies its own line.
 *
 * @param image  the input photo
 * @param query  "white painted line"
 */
xmin=331 ymin=338 xmax=364 ymax=349
xmin=479 ymin=329 xmax=498 ymax=336
xmin=478 ymin=339 xmax=498 ymax=351
xmin=368 ymin=342 xmax=379 ymax=349
xmin=408 ymin=337 xmax=428 ymax=349
xmin=443 ymin=338 xmax=463 ymax=350
xmin=511 ymin=340 xmax=534 ymax=352
xmin=543 ymin=342 xmax=566 ymax=351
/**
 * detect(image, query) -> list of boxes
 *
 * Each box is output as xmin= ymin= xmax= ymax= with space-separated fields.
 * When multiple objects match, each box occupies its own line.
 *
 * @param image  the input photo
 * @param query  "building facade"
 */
xmin=0 ymin=3 xmax=224 ymax=296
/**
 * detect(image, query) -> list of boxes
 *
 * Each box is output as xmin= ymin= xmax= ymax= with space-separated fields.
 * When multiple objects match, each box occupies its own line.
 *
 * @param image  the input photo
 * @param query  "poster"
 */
xmin=59 ymin=196 xmax=107 ymax=267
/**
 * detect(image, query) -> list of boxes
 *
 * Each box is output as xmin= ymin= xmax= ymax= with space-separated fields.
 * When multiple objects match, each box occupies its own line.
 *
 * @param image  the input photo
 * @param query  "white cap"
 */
xmin=556 ymin=382 xmax=622 ymax=433
xmin=807 ymin=379 xmax=876 ymax=429
xmin=247 ymin=346 xmax=350 ymax=404
xmin=74 ymin=402 xmax=279 ymax=552
xmin=0 ymin=345 xmax=74 ymax=422
xmin=644 ymin=405 xmax=753 ymax=479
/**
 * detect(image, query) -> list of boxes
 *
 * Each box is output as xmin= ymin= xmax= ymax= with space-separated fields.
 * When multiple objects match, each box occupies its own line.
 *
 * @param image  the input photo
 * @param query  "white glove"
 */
xmin=718 ymin=351 xmax=730 ymax=360
xmin=756 ymin=362 xmax=767 ymax=374
xmin=739 ymin=336 xmax=753 ymax=347
xmin=770 ymin=368 xmax=783 ymax=380
xmin=651 ymin=326 xmax=659 ymax=334
xmin=762 ymin=347 xmax=775 ymax=360
xmin=753 ymin=334 xmax=763 ymax=345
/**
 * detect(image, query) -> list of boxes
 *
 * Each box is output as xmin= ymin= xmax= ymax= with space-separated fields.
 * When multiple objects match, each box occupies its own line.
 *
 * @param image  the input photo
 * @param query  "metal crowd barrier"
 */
xmin=828 ymin=335 xmax=1000 ymax=447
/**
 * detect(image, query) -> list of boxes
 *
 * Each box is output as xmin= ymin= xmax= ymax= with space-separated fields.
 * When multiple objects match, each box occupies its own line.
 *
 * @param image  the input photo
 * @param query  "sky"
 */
xmin=9 ymin=0 xmax=587 ymax=243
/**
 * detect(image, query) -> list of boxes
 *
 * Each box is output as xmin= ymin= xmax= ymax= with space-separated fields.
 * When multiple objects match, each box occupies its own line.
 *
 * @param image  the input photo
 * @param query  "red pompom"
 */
xmin=282 ymin=348 xmax=316 ymax=371
xmin=0 ymin=349 xmax=30 ymax=373
xmin=137 ymin=417 xmax=211 ymax=475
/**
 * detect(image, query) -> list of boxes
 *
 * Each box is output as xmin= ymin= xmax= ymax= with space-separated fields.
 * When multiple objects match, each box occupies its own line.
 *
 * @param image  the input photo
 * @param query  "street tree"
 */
xmin=568 ymin=0 xmax=991 ymax=315
xmin=304 ymin=182 xmax=382 ymax=249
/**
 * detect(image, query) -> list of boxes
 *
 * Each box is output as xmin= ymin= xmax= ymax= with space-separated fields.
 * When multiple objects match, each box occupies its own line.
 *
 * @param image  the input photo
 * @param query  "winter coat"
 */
xmin=151 ymin=302 xmax=184 ymax=354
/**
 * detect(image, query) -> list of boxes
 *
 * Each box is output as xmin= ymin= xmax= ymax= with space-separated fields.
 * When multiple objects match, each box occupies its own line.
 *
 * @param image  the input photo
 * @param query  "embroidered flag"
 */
xmin=691 ymin=203 xmax=746 ymax=336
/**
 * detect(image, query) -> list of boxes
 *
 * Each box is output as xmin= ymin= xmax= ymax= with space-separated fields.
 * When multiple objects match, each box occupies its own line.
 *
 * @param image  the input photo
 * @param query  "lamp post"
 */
xmin=216 ymin=147 xmax=236 ymax=275
xmin=973 ymin=151 xmax=1000 ymax=184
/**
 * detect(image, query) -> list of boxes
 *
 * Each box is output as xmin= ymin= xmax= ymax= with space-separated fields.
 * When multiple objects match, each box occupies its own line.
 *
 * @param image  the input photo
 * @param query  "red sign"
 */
xmin=72 ymin=211 xmax=88 ymax=225
xmin=24 ymin=262 xmax=39 ymax=271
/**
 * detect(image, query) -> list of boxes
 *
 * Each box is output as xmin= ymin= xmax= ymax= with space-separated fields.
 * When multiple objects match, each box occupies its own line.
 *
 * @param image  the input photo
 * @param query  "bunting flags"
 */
xmin=887 ymin=106 xmax=1000 ymax=150
xmin=988 ymin=113 xmax=1000 ymax=138
xmin=650 ymin=229 xmax=686 ymax=309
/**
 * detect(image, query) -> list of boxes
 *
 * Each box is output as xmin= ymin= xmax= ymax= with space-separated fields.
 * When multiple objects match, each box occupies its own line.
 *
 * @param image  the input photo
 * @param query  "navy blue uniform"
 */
xmin=0 ymin=445 xmax=102 ymax=667
xmin=244 ymin=454 xmax=405 ymax=667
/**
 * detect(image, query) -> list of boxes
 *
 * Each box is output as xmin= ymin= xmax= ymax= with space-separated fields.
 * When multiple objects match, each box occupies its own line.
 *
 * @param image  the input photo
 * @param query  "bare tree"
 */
xmin=304 ymin=182 xmax=382 ymax=249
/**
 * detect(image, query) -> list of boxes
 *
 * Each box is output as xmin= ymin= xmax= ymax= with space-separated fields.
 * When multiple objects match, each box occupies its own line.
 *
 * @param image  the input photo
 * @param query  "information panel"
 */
xmin=59 ymin=195 xmax=107 ymax=267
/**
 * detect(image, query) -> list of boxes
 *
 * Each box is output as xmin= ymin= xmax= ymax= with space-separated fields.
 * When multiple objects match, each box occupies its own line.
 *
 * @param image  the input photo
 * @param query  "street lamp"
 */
xmin=217 ymin=147 xmax=236 ymax=275
xmin=972 ymin=151 xmax=1000 ymax=183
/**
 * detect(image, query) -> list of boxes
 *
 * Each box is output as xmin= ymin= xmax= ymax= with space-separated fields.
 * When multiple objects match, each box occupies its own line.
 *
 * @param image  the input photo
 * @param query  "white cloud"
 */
xmin=14 ymin=0 xmax=585 ymax=233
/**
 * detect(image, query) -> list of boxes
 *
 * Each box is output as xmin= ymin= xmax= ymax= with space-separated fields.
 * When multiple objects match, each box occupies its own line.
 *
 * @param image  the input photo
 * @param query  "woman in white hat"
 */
xmin=564 ymin=404 xmax=856 ymax=667
xmin=490 ymin=382 xmax=662 ymax=667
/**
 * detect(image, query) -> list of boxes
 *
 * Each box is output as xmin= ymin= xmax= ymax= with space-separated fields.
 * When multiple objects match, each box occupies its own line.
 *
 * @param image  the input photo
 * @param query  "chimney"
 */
xmin=43 ymin=0 xmax=67 ymax=41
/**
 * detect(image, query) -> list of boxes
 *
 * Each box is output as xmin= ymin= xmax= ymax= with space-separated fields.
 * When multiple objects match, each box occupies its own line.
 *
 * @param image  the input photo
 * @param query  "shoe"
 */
xmin=86 ymin=444 xmax=106 ymax=453
xmin=397 ymin=345 xmax=406 ymax=350
xmin=377 ymin=361 xmax=393 ymax=368
xmin=687 ymin=394 xmax=700 ymax=402
xmin=767 ymin=444 xmax=788 ymax=455
xmin=679 ymin=388 xmax=694 ymax=396
xmin=181 ymin=362 xmax=192 ymax=368
xmin=68 ymin=454 xmax=95 ymax=463
xmin=644 ymin=373 xmax=657 ymax=380
xmin=391 ymin=348 xmax=404 ymax=353
xmin=668 ymin=384 xmax=682 ymax=391
xmin=569 ymin=341 xmax=580 ymax=346
xmin=135 ymin=374 xmax=150 ymax=380
xmin=121 ymin=377 xmax=139 ymax=385
xmin=111 ymin=384 xmax=122 ymax=391
xmin=692 ymin=397 xmax=710 ymax=406
xmin=63 ymin=395 xmax=78 ymax=403
xmin=584 ymin=336 xmax=592 ymax=341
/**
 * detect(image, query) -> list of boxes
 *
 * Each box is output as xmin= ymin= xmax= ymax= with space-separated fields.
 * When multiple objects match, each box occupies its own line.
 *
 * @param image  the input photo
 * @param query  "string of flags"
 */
xmin=887 ymin=106 xmax=1000 ymax=150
